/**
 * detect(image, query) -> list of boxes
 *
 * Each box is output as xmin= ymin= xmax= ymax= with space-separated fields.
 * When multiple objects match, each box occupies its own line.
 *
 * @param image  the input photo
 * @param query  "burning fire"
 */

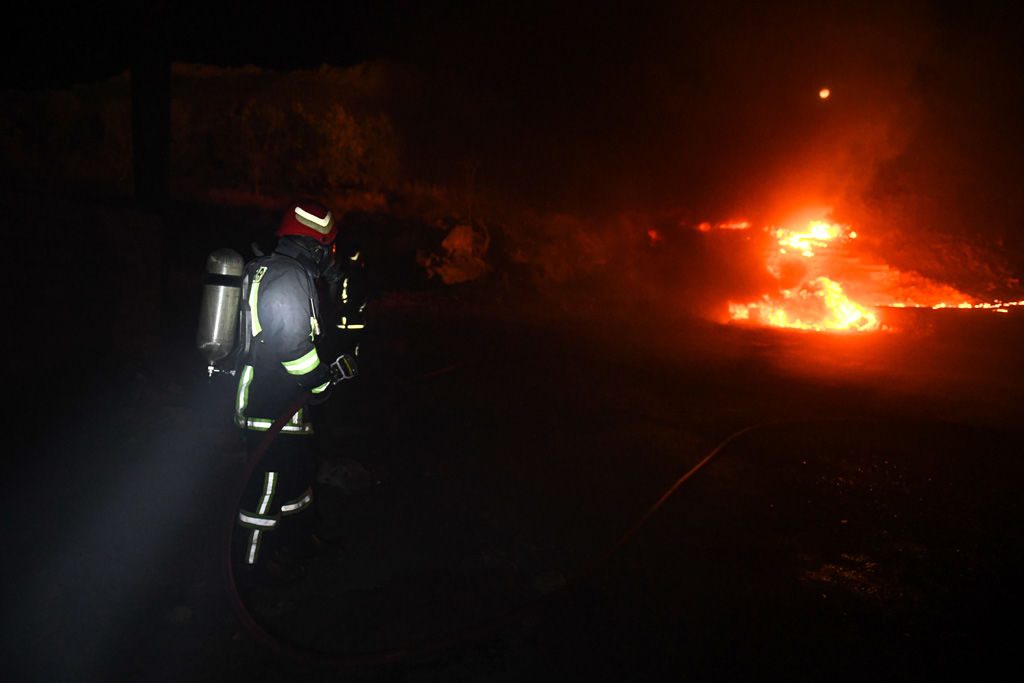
xmin=721 ymin=216 xmax=1023 ymax=332
xmin=730 ymin=276 xmax=879 ymax=332
xmin=728 ymin=220 xmax=878 ymax=332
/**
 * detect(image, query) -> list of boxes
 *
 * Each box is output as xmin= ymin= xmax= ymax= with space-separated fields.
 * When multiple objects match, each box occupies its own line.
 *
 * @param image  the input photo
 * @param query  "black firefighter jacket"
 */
xmin=234 ymin=243 xmax=331 ymax=434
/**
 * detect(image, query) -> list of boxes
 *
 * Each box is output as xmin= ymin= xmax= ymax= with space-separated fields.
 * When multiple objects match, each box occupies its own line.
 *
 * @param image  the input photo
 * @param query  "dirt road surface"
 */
xmin=4 ymin=293 xmax=1022 ymax=682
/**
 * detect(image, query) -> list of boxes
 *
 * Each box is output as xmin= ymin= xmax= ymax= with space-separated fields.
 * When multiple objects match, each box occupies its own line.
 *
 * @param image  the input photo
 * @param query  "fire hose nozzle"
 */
xmin=329 ymin=354 xmax=358 ymax=384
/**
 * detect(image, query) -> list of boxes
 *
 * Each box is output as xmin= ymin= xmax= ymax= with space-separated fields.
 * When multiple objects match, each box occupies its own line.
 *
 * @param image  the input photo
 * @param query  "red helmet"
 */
xmin=276 ymin=200 xmax=337 ymax=245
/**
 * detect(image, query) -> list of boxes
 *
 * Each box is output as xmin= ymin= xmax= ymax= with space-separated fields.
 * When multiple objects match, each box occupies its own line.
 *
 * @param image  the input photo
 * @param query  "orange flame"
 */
xmin=724 ymin=215 xmax=1024 ymax=332
xmin=730 ymin=277 xmax=878 ymax=332
xmin=728 ymin=218 xmax=877 ymax=332
xmin=776 ymin=220 xmax=840 ymax=257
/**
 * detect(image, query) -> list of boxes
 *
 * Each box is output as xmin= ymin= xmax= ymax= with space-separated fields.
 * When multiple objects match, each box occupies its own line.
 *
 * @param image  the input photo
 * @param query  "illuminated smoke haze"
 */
xmin=377 ymin=0 xmax=1023 ymax=308
xmin=4 ymin=1 xmax=1022 ymax=307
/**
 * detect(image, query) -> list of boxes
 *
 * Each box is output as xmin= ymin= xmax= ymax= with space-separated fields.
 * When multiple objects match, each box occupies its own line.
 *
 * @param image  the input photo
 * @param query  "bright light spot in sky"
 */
xmin=818 ymin=88 xmax=831 ymax=100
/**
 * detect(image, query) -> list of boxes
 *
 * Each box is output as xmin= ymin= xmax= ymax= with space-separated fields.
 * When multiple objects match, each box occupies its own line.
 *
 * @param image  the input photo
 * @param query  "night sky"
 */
xmin=4 ymin=1 xmax=1024 ymax=232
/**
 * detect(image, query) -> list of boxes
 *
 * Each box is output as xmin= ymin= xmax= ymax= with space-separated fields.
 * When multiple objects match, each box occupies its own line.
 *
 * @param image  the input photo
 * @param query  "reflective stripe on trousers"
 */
xmin=280 ymin=487 xmax=313 ymax=515
xmin=240 ymin=472 xmax=278 ymax=565
xmin=238 ymin=477 xmax=315 ymax=565
xmin=238 ymin=415 xmax=314 ymax=435
xmin=234 ymin=364 xmax=315 ymax=434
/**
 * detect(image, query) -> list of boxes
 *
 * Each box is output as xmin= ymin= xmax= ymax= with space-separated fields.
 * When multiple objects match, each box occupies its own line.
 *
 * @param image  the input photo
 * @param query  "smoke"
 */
xmin=842 ymin=8 xmax=1024 ymax=294
xmin=394 ymin=0 xmax=1024 ymax=307
xmin=386 ymin=1 xmax=1013 ymax=315
xmin=385 ymin=2 xmax=940 ymax=216
xmin=6 ymin=1 xmax=1021 ymax=312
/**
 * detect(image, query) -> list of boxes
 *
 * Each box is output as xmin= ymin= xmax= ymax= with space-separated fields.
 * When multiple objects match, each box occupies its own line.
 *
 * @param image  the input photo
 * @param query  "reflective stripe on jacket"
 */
xmin=234 ymin=250 xmax=330 ymax=433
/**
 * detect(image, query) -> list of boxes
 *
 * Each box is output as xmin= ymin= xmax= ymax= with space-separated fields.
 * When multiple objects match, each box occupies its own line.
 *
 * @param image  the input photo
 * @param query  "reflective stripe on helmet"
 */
xmin=295 ymin=206 xmax=334 ymax=233
xmin=277 ymin=200 xmax=337 ymax=244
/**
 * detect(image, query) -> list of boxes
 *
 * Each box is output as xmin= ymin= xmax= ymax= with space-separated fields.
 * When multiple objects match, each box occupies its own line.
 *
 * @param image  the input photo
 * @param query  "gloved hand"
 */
xmin=329 ymin=353 xmax=359 ymax=385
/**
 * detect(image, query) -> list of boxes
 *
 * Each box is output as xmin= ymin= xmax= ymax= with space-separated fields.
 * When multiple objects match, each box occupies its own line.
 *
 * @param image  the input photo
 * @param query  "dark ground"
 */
xmin=4 ymin=263 xmax=1024 ymax=682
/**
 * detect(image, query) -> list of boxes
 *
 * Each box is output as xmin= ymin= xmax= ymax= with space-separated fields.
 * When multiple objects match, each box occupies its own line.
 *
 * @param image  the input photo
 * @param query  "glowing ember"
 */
xmin=698 ymin=220 xmax=751 ymax=232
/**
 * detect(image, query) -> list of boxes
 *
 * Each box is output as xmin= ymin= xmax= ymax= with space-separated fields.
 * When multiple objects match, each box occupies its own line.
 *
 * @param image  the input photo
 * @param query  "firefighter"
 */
xmin=232 ymin=199 xmax=353 ymax=584
xmin=326 ymin=237 xmax=369 ymax=358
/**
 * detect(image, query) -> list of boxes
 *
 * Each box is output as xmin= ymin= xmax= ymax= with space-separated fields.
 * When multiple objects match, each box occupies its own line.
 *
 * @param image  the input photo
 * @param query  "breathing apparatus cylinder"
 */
xmin=197 ymin=248 xmax=245 ymax=373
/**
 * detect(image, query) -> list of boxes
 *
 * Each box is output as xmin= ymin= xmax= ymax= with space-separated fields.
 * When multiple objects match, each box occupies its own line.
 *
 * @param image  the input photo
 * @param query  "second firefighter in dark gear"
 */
xmin=233 ymin=199 xmax=352 ymax=582
xmin=323 ymin=238 xmax=370 ymax=359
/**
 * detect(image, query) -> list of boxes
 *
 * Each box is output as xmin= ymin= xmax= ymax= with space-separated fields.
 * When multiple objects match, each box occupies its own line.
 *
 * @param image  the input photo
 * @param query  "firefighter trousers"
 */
xmin=232 ymin=432 xmax=316 ymax=582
